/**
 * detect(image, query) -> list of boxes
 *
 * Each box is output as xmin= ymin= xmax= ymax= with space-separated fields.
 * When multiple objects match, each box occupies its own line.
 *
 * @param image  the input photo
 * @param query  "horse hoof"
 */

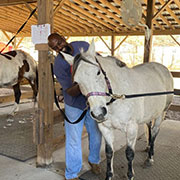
xmin=143 ymin=158 xmax=154 ymax=168
xmin=128 ymin=177 xmax=134 ymax=180
xmin=105 ymin=178 xmax=112 ymax=180
xmin=105 ymin=175 xmax=113 ymax=180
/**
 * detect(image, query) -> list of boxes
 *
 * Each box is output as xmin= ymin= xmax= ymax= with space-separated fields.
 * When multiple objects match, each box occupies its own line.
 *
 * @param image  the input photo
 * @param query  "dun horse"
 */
xmin=0 ymin=50 xmax=38 ymax=115
xmin=62 ymin=41 xmax=173 ymax=180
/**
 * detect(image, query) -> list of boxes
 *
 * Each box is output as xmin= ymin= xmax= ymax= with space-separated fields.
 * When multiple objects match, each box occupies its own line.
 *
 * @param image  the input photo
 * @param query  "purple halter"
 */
xmin=73 ymin=54 xmax=122 ymax=105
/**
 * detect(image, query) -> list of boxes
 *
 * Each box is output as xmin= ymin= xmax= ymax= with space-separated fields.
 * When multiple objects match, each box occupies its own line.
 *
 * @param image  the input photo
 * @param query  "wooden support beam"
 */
xmin=24 ymin=1 xmax=38 ymax=20
xmin=36 ymin=0 xmax=54 ymax=167
xmin=153 ymin=0 xmax=173 ymax=20
xmin=170 ymin=35 xmax=180 ymax=47
xmin=114 ymin=36 xmax=128 ymax=51
xmin=61 ymin=4 xmax=99 ymax=32
xmin=144 ymin=0 xmax=173 ymax=30
xmin=98 ymin=36 xmax=111 ymax=51
xmin=0 ymin=0 xmax=36 ymax=6
xmin=14 ymin=37 xmax=24 ymax=49
xmin=54 ymin=12 xmax=88 ymax=33
xmin=171 ymin=71 xmax=180 ymax=78
xmin=111 ymin=35 xmax=115 ymax=56
xmin=53 ymin=0 xmax=67 ymax=16
xmin=0 ymin=91 xmax=33 ymax=104
xmin=159 ymin=0 xmax=180 ymax=25
xmin=64 ymin=1 xmax=115 ymax=31
xmin=143 ymin=0 xmax=155 ymax=63
xmin=85 ymin=0 xmax=124 ymax=31
xmin=74 ymin=0 xmax=119 ymax=31
xmin=1 ymin=30 xmax=11 ymax=41
xmin=54 ymin=16 xmax=82 ymax=33
xmin=174 ymin=0 xmax=180 ymax=8
xmin=52 ymin=28 xmax=180 ymax=37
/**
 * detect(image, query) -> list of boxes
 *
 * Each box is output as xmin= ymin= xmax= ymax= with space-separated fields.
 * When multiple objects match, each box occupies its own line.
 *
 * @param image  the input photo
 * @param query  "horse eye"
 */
xmin=97 ymin=70 xmax=101 ymax=75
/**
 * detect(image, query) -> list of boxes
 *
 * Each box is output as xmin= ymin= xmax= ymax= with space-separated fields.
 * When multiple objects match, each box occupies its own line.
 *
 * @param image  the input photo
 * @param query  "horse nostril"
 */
xmin=101 ymin=107 xmax=107 ymax=116
xmin=91 ymin=111 xmax=96 ymax=119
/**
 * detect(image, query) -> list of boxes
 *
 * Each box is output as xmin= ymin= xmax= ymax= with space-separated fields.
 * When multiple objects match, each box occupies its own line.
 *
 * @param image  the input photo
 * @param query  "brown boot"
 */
xmin=88 ymin=162 xmax=101 ymax=175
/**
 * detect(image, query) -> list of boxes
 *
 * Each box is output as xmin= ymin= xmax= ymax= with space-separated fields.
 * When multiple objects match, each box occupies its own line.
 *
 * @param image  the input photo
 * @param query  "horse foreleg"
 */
xmin=105 ymin=141 xmax=113 ymax=180
xmin=144 ymin=114 xmax=164 ymax=167
xmin=98 ymin=124 xmax=114 ymax=180
xmin=11 ymin=83 xmax=21 ymax=114
xmin=126 ymin=122 xmax=138 ymax=180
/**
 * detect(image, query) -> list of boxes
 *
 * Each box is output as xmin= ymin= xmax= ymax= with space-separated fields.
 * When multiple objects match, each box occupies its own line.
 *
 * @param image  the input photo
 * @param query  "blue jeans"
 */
xmin=64 ymin=104 xmax=102 ymax=179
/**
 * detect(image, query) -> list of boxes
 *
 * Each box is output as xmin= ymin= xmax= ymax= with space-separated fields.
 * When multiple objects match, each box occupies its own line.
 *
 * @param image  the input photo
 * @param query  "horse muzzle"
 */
xmin=90 ymin=106 xmax=107 ymax=123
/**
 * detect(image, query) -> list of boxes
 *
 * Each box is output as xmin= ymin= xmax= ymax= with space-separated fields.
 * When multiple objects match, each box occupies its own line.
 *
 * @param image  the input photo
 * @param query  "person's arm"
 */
xmin=66 ymin=83 xmax=81 ymax=96
xmin=54 ymin=55 xmax=81 ymax=97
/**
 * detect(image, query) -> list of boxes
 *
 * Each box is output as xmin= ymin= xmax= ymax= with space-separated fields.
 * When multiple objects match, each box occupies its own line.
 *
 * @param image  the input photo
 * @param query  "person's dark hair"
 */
xmin=48 ymin=33 xmax=65 ymax=48
xmin=48 ymin=33 xmax=65 ymax=42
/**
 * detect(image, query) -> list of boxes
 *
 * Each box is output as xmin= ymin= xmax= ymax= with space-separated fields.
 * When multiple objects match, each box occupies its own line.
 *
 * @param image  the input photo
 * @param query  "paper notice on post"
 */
xmin=31 ymin=24 xmax=51 ymax=44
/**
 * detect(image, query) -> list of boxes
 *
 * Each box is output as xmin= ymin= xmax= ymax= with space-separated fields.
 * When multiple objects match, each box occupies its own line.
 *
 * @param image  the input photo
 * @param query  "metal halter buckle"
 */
xmin=110 ymin=94 xmax=126 ymax=99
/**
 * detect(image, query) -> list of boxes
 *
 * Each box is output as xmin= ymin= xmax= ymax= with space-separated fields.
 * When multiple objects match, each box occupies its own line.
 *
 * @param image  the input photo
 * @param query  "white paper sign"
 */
xmin=31 ymin=24 xmax=51 ymax=44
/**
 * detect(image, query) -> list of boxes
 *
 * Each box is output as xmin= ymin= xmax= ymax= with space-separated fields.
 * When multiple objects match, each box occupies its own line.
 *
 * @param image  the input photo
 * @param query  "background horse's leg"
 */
xmin=144 ymin=113 xmax=164 ymax=167
xmin=11 ymin=83 xmax=21 ymax=114
xmin=125 ymin=122 xmax=138 ymax=180
xmin=98 ymin=124 xmax=114 ymax=180
xmin=27 ymin=79 xmax=38 ymax=102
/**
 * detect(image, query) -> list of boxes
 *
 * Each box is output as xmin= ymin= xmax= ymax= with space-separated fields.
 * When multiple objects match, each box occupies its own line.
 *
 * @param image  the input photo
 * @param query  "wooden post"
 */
xmin=143 ymin=0 xmax=155 ymax=63
xmin=111 ymin=35 xmax=115 ymax=56
xmin=36 ymin=0 xmax=54 ymax=167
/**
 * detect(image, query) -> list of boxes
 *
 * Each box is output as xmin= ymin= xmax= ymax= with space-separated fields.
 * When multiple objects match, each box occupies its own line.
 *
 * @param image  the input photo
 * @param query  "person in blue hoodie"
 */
xmin=48 ymin=33 xmax=102 ymax=180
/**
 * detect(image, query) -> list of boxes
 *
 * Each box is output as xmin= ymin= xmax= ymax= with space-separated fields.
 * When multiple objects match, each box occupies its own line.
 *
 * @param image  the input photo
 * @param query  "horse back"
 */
xmin=0 ymin=50 xmax=37 ymax=87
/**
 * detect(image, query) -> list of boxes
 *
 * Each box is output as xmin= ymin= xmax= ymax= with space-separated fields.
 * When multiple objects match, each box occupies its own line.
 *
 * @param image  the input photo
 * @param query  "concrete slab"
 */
xmin=0 ymin=155 xmax=63 ymax=180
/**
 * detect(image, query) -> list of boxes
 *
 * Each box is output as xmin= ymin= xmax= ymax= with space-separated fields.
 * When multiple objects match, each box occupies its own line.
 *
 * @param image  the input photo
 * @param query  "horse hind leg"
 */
xmin=27 ymin=79 xmax=38 ymax=102
xmin=125 ymin=122 xmax=138 ymax=180
xmin=11 ymin=83 xmax=21 ymax=115
xmin=144 ymin=121 xmax=152 ymax=152
xmin=144 ymin=113 xmax=165 ymax=167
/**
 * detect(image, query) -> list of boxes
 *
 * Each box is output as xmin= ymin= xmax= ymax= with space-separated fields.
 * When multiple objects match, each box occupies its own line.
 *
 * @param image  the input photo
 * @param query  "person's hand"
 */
xmin=66 ymin=82 xmax=81 ymax=96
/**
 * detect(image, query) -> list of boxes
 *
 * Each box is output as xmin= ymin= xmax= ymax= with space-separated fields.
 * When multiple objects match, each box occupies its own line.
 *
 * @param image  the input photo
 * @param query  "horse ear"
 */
xmin=87 ymin=39 xmax=96 ymax=56
xmin=60 ymin=52 xmax=74 ymax=65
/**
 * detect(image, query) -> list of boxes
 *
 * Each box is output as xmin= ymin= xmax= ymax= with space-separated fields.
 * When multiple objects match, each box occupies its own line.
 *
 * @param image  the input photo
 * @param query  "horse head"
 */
xmin=62 ymin=40 xmax=109 ymax=123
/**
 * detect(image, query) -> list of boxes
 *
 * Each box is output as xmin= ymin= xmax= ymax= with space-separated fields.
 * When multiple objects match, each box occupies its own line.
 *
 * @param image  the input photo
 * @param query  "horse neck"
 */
xmin=97 ymin=56 xmax=133 ymax=92
xmin=97 ymin=55 xmax=128 ymax=77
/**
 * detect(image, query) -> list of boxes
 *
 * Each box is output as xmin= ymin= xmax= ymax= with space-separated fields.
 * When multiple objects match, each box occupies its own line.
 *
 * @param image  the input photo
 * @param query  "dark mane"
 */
xmin=0 ymin=50 xmax=18 ymax=60
xmin=72 ymin=53 xmax=82 ymax=76
xmin=106 ymin=56 xmax=126 ymax=68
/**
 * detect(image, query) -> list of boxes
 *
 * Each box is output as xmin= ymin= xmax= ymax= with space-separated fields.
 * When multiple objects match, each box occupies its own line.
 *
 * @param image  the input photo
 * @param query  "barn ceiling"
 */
xmin=0 ymin=0 xmax=179 ymax=37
